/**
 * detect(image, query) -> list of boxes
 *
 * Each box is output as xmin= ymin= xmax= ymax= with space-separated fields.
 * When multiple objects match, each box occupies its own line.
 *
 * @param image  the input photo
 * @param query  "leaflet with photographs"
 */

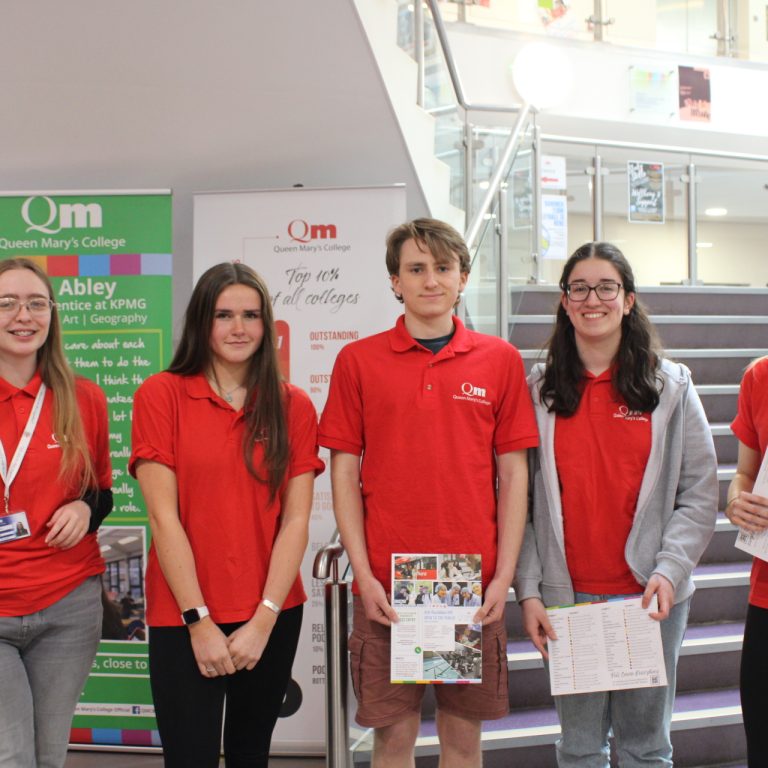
xmin=391 ymin=553 xmax=482 ymax=684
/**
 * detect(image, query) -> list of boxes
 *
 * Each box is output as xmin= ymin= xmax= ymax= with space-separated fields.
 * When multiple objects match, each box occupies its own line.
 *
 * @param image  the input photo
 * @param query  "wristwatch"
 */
xmin=181 ymin=605 xmax=210 ymax=625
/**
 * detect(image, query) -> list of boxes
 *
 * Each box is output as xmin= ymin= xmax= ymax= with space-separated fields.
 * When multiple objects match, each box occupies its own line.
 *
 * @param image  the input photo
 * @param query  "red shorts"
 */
xmin=348 ymin=599 xmax=509 ymax=728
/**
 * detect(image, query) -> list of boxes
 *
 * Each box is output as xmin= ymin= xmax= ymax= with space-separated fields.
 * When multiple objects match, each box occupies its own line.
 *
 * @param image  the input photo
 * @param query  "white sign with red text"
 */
xmin=193 ymin=185 xmax=406 ymax=753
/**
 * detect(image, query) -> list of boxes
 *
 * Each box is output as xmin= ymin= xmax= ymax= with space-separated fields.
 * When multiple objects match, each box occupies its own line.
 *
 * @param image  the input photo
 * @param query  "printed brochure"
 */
xmin=546 ymin=596 xmax=667 ymax=696
xmin=390 ymin=553 xmax=482 ymax=684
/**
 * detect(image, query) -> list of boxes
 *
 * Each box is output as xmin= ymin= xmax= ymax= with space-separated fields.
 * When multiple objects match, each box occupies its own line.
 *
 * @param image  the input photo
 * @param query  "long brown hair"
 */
xmin=168 ymin=262 xmax=288 ymax=501
xmin=0 ymin=258 xmax=96 ymax=492
xmin=539 ymin=242 xmax=662 ymax=415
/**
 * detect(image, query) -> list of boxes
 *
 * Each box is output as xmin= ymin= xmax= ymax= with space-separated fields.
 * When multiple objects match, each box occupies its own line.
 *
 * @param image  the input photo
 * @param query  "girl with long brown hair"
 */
xmin=130 ymin=262 xmax=323 ymax=767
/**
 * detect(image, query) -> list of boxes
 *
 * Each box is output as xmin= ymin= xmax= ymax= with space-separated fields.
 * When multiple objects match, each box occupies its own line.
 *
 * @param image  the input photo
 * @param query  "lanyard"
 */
xmin=0 ymin=383 xmax=47 ymax=514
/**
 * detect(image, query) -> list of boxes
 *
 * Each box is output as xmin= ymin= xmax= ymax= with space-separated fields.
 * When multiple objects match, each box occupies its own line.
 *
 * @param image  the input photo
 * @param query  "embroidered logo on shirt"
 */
xmin=46 ymin=432 xmax=61 ymax=450
xmin=452 ymin=381 xmax=491 ymax=406
xmin=612 ymin=405 xmax=649 ymax=422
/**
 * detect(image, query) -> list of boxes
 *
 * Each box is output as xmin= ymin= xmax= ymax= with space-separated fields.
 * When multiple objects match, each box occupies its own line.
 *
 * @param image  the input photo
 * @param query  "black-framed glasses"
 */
xmin=0 ymin=297 xmax=55 ymax=315
xmin=565 ymin=281 xmax=622 ymax=302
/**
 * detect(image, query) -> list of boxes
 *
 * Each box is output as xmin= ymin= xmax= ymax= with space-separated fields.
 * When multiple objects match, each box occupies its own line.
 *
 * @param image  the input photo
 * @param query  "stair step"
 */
xmin=350 ymin=689 xmax=743 ymax=761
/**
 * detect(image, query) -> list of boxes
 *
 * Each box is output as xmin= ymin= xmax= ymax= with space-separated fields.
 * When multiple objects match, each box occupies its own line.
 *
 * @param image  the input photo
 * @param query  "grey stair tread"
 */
xmin=396 ymin=690 xmax=743 ymax=750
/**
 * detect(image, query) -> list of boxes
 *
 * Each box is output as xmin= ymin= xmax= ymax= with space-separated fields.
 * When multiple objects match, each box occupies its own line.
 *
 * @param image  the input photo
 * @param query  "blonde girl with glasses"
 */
xmin=516 ymin=242 xmax=718 ymax=767
xmin=0 ymin=257 xmax=112 ymax=768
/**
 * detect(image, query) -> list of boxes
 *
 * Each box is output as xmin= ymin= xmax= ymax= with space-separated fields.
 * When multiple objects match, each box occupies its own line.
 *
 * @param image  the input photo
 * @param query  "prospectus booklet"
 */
xmin=390 ymin=553 xmax=482 ymax=684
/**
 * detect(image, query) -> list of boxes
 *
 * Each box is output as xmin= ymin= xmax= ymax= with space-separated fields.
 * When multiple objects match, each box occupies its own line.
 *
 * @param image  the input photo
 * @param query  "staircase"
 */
xmin=350 ymin=284 xmax=762 ymax=767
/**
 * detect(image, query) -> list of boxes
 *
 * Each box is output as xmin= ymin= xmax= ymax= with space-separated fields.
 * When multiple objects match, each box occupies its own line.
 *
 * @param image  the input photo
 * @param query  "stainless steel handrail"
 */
xmin=313 ymin=530 xmax=350 ymax=768
xmin=540 ymin=133 xmax=768 ymax=163
xmin=465 ymin=102 xmax=532 ymax=253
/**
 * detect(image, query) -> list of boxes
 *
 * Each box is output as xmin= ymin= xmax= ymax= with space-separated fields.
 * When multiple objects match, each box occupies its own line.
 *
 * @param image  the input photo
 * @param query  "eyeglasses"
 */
xmin=0 ymin=297 xmax=55 ymax=315
xmin=565 ymin=282 xmax=622 ymax=302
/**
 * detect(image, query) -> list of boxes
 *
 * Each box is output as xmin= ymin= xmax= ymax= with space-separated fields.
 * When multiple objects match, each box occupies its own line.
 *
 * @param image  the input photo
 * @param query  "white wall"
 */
xmin=447 ymin=22 xmax=768 ymax=154
xmin=0 ymin=0 xmax=428 ymax=326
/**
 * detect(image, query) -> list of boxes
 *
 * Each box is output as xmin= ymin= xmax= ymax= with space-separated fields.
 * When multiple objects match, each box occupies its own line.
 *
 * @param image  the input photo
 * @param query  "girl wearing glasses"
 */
xmin=130 ymin=263 xmax=323 ymax=768
xmin=516 ymin=242 xmax=717 ymax=766
xmin=0 ymin=258 xmax=112 ymax=767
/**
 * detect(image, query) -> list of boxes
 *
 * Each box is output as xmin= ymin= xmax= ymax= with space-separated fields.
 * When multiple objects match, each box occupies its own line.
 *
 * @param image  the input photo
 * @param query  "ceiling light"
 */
xmin=696 ymin=242 xmax=713 ymax=248
xmin=704 ymin=207 xmax=727 ymax=217
xmin=118 ymin=536 xmax=139 ymax=545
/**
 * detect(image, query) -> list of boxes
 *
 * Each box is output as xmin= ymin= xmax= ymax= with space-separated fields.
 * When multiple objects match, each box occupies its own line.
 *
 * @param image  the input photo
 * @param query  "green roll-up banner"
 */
xmin=0 ymin=190 xmax=172 ymax=748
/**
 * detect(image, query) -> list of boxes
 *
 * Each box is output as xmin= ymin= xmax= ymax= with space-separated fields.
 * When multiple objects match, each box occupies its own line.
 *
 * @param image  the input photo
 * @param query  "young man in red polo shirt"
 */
xmin=319 ymin=218 xmax=538 ymax=767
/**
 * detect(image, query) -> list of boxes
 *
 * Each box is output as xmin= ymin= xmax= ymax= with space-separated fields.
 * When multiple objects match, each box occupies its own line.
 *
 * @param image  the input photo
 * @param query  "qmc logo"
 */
xmin=287 ymin=219 xmax=337 ymax=244
xmin=21 ymin=195 xmax=103 ymax=235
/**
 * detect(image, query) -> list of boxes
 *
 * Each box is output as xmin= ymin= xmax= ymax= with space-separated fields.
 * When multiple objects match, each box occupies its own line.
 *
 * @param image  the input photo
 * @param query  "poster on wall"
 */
xmin=193 ymin=184 xmax=407 ymax=752
xmin=628 ymin=66 xmax=676 ymax=118
xmin=541 ymin=194 xmax=568 ymax=259
xmin=678 ymin=65 xmax=711 ymax=122
xmin=0 ymin=190 xmax=172 ymax=749
xmin=512 ymin=155 xmax=567 ymax=230
xmin=628 ymin=161 xmax=665 ymax=224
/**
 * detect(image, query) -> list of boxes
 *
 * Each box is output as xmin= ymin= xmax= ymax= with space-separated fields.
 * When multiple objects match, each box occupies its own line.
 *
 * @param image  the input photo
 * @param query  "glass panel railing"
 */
xmin=533 ymin=139 xmax=768 ymax=287
xmin=506 ymin=147 xmax=536 ymax=284
xmin=436 ymin=0 xmax=757 ymax=61
xmin=695 ymin=162 xmax=768 ymax=286
xmin=435 ymin=109 xmax=467 ymax=211
xmin=598 ymin=149 xmax=691 ymax=285
xmin=651 ymin=0 xmax=720 ymax=57
xmin=464 ymin=208 xmax=499 ymax=335
xmin=463 ymin=117 xmax=536 ymax=338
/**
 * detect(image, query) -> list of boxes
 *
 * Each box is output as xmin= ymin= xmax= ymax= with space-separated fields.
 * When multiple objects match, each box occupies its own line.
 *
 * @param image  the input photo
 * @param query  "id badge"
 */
xmin=0 ymin=511 xmax=31 ymax=543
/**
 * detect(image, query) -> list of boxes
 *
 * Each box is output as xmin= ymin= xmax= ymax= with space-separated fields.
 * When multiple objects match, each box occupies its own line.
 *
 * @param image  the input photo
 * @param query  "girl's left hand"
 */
xmin=227 ymin=611 xmax=276 ymax=671
xmin=642 ymin=573 xmax=675 ymax=621
xmin=45 ymin=500 xmax=90 ymax=549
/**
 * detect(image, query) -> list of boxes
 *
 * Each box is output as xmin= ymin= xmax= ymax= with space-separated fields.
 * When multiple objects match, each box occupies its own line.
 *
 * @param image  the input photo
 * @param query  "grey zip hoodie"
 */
xmin=515 ymin=358 xmax=718 ymax=607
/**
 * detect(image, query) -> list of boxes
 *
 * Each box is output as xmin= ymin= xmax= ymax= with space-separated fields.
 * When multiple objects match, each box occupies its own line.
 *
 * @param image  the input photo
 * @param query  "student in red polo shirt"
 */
xmin=516 ymin=242 xmax=718 ymax=767
xmin=0 ymin=258 xmax=112 ymax=768
xmin=130 ymin=263 xmax=323 ymax=768
xmin=726 ymin=357 xmax=768 ymax=764
xmin=319 ymin=218 xmax=538 ymax=767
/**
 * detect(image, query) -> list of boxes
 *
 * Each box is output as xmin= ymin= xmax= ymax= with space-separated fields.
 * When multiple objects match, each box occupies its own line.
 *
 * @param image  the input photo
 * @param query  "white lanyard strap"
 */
xmin=0 ymin=382 xmax=47 ymax=513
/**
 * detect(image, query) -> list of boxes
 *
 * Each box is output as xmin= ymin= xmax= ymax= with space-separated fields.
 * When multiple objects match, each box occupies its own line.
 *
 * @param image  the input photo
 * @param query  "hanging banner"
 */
xmin=193 ymin=184 xmax=406 ymax=753
xmin=628 ymin=161 xmax=665 ymax=224
xmin=0 ymin=190 xmax=172 ymax=749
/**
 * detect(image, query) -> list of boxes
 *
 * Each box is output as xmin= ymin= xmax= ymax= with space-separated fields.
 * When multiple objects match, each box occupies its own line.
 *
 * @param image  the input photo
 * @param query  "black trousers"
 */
xmin=149 ymin=605 xmax=303 ymax=768
xmin=741 ymin=603 xmax=768 ymax=767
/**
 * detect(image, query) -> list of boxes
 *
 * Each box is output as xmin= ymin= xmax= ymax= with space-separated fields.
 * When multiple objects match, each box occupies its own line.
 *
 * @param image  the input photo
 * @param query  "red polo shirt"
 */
xmin=555 ymin=369 xmax=650 ymax=595
xmin=731 ymin=356 xmax=768 ymax=608
xmin=129 ymin=372 xmax=324 ymax=626
xmin=0 ymin=373 xmax=111 ymax=616
xmin=318 ymin=315 xmax=539 ymax=592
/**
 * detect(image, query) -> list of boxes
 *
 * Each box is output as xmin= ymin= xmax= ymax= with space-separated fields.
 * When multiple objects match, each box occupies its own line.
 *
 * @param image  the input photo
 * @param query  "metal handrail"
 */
xmin=540 ymin=133 xmax=768 ymax=163
xmin=465 ymin=102 xmax=532 ymax=252
xmin=313 ymin=530 xmax=350 ymax=768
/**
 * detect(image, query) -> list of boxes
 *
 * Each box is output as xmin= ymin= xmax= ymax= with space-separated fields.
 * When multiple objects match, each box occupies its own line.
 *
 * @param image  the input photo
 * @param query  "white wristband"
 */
xmin=261 ymin=598 xmax=281 ymax=615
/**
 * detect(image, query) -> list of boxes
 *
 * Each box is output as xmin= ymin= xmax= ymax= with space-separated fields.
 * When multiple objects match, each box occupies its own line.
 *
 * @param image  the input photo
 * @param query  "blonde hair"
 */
xmin=0 ymin=259 xmax=95 ymax=493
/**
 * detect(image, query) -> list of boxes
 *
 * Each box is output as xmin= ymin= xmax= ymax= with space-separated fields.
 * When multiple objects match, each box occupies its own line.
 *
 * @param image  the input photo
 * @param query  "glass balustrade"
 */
xmin=434 ymin=0 xmax=757 ymax=61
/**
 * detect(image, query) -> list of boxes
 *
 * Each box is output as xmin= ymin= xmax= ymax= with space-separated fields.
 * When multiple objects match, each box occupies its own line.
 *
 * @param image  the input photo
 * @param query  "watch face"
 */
xmin=182 ymin=608 xmax=201 ymax=625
